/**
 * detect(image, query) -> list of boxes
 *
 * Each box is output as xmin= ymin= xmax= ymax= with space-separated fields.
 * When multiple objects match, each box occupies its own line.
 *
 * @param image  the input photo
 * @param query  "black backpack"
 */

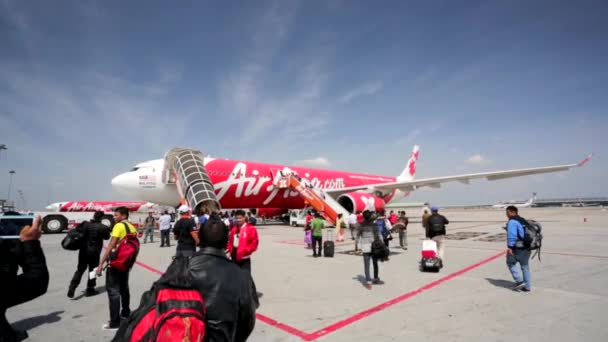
xmin=112 ymin=256 xmax=206 ymax=342
xmin=61 ymin=222 xmax=86 ymax=251
xmin=514 ymin=217 xmax=543 ymax=260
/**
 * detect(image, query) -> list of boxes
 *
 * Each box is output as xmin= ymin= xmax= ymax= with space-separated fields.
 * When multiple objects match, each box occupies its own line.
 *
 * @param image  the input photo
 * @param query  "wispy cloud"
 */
xmin=294 ymin=157 xmax=331 ymax=168
xmin=338 ymin=81 xmax=384 ymax=103
xmin=219 ymin=2 xmax=332 ymax=146
xmin=466 ymin=154 xmax=487 ymax=164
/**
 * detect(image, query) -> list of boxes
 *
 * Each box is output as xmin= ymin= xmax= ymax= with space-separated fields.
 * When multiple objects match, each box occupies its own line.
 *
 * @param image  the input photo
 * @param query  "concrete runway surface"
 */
xmin=6 ymin=207 xmax=608 ymax=341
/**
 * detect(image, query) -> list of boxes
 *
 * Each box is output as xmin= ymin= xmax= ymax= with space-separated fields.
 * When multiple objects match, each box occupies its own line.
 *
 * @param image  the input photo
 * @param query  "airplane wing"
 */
xmin=325 ymin=155 xmax=592 ymax=196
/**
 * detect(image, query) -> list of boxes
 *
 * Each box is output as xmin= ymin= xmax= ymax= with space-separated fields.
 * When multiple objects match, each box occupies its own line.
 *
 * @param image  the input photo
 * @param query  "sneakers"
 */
xmin=102 ymin=322 xmax=119 ymax=330
xmin=364 ymin=282 xmax=372 ymax=290
xmin=372 ymin=279 xmax=385 ymax=285
xmin=521 ymin=288 xmax=531 ymax=292
xmin=511 ymin=282 xmax=526 ymax=291
xmin=67 ymin=287 xmax=75 ymax=298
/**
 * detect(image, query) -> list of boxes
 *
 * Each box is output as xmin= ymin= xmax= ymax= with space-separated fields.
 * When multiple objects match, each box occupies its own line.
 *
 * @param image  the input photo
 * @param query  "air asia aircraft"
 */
xmin=111 ymin=146 xmax=591 ymax=214
xmin=45 ymin=201 xmax=158 ymax=213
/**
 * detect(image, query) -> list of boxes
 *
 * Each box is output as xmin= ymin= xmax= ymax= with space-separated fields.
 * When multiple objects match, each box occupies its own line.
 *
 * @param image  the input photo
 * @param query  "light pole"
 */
xmin=0 ymin=144 xmax=6 ymax=161
xmin=7 ymin=170 xmax=15 ymax=204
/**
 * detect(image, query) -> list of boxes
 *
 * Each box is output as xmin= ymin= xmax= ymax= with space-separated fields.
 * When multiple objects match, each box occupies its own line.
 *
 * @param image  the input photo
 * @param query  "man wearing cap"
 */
xmin=427 ymin=206 xmax=449 ymax=265
xmin=172 ymin=205 xmax=199 ymax=257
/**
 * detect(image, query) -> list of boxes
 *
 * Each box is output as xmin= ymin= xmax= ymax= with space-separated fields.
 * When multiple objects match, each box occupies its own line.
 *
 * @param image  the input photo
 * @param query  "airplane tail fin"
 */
xmin=398 ymin=145 xmax=420 ymax=181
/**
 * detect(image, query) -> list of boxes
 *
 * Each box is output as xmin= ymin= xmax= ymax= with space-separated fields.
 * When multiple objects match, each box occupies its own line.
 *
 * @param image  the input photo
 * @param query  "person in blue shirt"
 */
xmin=505 ymin=206 xmax=531 ymax=292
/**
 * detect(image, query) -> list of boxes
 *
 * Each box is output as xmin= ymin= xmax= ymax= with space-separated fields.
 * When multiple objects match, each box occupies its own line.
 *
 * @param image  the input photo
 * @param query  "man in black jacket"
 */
xmin=189 ymin=215 xmax=256 ymax=342
xmin=68 ymin=211 xmax=111 ymax=298
xmin=427 ymin=206 xmax=449 ymax=265
xmin=0 ymin=216 xmax=49 ymax=342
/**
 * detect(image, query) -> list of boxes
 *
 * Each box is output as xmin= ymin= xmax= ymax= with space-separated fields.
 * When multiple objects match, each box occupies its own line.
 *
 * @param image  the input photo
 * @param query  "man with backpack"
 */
xmin=189 ymin=216 xmax=256 ymax=341
xmin=375 ymin=210 xmax=392 ymax=248
xmin=67 ymin=211 xmax=110 ymax=298
xmin=427 ymin=206 xmax=449 ymax=265
xmin=97 ymin=206 xmax=139 ymax=331
xmin=506 ymin=205 xmax=532 ymax=292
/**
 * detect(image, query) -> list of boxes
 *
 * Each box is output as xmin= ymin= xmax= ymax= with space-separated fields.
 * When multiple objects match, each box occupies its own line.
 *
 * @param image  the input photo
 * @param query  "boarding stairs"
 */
xmin=162 ymin=148 xmax=220 ymax=213
xmin=273 ymin=173 xmax=349 ymax=225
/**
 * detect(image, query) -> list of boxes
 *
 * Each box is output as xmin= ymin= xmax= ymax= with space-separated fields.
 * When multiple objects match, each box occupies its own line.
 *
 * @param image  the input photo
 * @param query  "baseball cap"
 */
xmin=178 ymin=205 xmax=191 ymax=214
xmin=431 ymin=206 xmax=439 ymax=211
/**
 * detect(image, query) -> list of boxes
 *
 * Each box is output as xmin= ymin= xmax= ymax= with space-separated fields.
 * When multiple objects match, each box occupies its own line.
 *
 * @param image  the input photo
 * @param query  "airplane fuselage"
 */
xmin=113 ymin=158 xmax=401 ymax=209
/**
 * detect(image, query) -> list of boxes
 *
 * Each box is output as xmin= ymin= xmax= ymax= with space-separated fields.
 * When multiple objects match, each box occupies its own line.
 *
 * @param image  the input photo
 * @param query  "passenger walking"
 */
xmin=394 ymin=211 xmax=409 ymax=250
xmin=375 ymin=210 xmax=392 ymax=248
xmin=505 ymin=206 xmax=532 ymax=292
xmin=304 ymin=211 xmax=313 ymax=249
xmin=68 ymin=211 xmax=110 ymax=298
xmin=357 ymin=210 xmax=383 ymax=289
xmin=189 ymin=217 xmax=256 ymax=341
xmin=427 ymin=206 xmax=449 ymax=263
xmin=173 ymin=205 xmax=199 ymax=258
xmin=310 ymin=213 xmax=325 ymax=257
xmin=142 ymin=212 xmax=155 ymax=243
xmin=335 ymin=213 xmax=346 ymax=242
xmin=422 ymin=209 xmax=431 ymax=237
xmin=348 ymin=212 xmax=357 ymax=241
xmin=97 ymin=207 xmax=137 ymax=330
xmin=227 ymin=210 xmax=260 ymax=308
xmin=158 ymin=210 xmax=172 ymax=247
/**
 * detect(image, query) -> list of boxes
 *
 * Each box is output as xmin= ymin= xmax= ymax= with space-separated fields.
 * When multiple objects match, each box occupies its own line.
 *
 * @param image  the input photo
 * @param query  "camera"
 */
xmin=0 ymin=212 xmax=34 ymax=239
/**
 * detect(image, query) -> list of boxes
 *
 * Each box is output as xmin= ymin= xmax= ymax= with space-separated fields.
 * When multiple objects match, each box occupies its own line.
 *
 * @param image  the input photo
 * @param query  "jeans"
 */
xmin=399 ymin=230 xmax=408 ymax=248
xmin=69 ymin=250 xmax=100 ymax=291
xmin=237 ymin=258 xmax=259 ymax=308
xmin=106 ymin=268 xmax=130 ymax=325
xmin=160 ymin=229 xmax=171 ymax=247
xmin=507 ymin=249 xmax=531 ymax=290
xmin=143 ymin=226 xmax=154 ymax=243
xmin=312 ymin=236 xmax=322 ymax=256
xmin=363 ymin=253 xmax=379 ymax=283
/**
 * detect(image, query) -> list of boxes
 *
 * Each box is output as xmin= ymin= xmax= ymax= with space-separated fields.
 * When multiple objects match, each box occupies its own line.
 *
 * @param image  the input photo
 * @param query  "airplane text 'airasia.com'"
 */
xmin=111 ymin=145 xmax=591 ymax=213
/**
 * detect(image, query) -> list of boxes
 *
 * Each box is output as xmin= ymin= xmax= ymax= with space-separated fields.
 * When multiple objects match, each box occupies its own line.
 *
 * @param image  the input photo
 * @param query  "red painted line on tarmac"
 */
xmin=255 ymin=314 xmax=310 ymax=340
xmin=134 ymin=252 xmax=505 ymax=341
xmin=134 ymin=261 xmax=164 ymax=275
xmin=304 ymin=251 xmax=506 ymax=341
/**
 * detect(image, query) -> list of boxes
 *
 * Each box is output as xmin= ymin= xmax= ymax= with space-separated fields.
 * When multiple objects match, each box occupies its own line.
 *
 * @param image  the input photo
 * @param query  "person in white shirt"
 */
xmin=158 ymin=211 xmax=173 ymax=247
xmin=348 ymin=212 xmax=358 ymax=251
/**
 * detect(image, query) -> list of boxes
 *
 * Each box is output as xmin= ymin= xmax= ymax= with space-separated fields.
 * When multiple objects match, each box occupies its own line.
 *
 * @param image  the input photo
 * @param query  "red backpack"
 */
xmin=112 ymin=257 xmax=206 ymax=342
xmin=109 ymin=222 xmax=140 ymax=272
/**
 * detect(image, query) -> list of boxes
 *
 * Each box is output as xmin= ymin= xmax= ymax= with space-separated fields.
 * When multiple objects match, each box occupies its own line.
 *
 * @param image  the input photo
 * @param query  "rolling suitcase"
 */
xmin=420 ymin=239 xmax=442 ymax=272
xmin=323 ymin=228 xmax=335 ymax=257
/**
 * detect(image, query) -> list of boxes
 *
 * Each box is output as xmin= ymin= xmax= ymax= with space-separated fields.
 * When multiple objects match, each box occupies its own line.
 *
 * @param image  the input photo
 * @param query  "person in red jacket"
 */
xmin=227 ymin=209 xmax=260 ymax=308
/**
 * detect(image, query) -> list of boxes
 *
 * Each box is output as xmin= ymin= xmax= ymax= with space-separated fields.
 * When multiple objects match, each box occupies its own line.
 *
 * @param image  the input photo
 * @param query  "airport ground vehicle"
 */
xmin=30 ymin=201 xmax=167 ymax=234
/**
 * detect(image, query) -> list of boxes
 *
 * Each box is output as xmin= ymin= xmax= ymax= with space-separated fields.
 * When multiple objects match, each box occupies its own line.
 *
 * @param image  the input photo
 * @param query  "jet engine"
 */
xmin=336 ymin=192 xmax=386 ymax=213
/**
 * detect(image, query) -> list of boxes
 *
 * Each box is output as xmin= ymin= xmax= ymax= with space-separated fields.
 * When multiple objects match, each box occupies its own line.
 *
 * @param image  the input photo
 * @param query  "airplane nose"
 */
xmin=111 ymin=173 xmax=132 ymax=192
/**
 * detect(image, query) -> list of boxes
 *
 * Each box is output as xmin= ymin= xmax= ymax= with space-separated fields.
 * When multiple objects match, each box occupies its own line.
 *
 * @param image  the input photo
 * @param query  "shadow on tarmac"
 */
xmin=485 ymin=278 xmax=516 ymax=289
xmin=12 ymin=310 xmax=65 ymax=331
xmin=72 ymin=286 xmax=107 ymax=301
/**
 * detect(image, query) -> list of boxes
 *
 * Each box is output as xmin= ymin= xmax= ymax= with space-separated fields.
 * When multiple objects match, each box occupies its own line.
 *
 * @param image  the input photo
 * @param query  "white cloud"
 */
xmin=219 ymin=2 xmax=332 ymax=146
xmin=295 ymin=157 xmax=331 ymax=168
xmin=338 ymin=81 xmax=384 ymax=103
xmin=466 ymin=154 xmax=486 ymax=164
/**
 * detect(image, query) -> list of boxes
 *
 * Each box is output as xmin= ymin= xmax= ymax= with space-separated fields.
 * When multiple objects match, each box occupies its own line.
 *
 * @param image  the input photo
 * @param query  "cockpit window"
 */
xmin=130 ymin=167 xmax=140 ymax=172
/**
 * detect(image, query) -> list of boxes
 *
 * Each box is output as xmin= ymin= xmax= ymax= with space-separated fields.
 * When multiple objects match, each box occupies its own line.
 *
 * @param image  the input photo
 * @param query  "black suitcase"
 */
xmin=323 ymin=228 xmax=335 ymax=257
xmin=420 ymin=257 xmax=442 ymax=272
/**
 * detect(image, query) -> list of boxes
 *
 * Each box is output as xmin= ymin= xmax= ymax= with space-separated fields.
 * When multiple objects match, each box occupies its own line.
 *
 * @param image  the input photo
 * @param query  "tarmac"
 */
xmin=6 ymin=207 xmax=608 ymax=341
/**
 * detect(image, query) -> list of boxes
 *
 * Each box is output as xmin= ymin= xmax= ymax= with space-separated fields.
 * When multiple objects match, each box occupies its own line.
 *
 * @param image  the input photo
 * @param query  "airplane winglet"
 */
xmin=577 ymin=154 xmax=593 ymax=167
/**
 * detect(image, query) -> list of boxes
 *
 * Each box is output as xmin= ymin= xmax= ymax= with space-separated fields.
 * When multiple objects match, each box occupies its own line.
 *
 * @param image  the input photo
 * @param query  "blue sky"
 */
xmin=0 ymin=0 xmax=606 ymax=210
